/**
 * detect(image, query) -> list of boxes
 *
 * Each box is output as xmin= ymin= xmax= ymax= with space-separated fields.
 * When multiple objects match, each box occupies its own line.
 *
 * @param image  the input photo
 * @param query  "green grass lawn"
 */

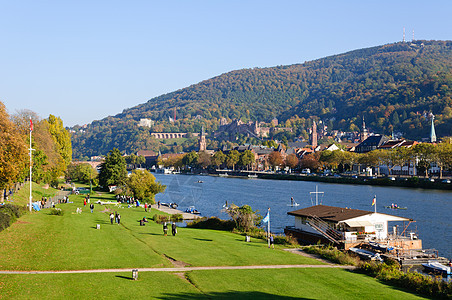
xmin=183 ymin=268 xmax=427 ymax=299
xmin=0 ymin=269 xmax=426 ymax=299
xmin=0 ymin=182 xmax=428 ymax=299
xmin=0 ymin=188 xmax=320 ymax=270
xmin=0 ymin=272 xmax=200 ymax=299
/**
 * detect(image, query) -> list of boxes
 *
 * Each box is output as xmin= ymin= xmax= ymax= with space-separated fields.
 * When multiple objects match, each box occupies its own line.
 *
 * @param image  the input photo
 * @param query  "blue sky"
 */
xmin=1 ymin=0 xmax=451 ymax=127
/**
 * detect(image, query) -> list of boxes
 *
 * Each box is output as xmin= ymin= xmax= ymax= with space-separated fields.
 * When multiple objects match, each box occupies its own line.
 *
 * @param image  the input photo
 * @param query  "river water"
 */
xmin=154 ymin=174 xmax=452 ymax=260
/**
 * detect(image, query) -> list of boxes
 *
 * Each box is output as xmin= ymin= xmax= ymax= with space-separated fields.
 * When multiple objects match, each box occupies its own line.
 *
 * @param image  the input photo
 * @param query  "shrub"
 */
xmin=170 ymin=214 xmax=183 ymax=222
xmin=49 ymin=208 xmax=64 ymax=216
xmin=232 ymin=228 xmax=299 ymax=246
xmin=0 ymin=212 xmax=11 ymax=232
xmin=152 ymin=214 xmax=169 ymax=224
xmin=187 ymin=217 xmax=235 ymax=231
xmin=0 ymin=204 xmax=25 ymax=232
xmin=357 ymin=261 xmax=452 ymax=299
xmin=304 ymin=245 xmax=359 ymax=266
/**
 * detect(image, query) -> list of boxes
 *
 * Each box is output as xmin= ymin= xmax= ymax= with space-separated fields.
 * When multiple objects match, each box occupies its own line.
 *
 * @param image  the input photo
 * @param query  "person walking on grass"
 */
xmin=90 ymin=203 xmax=94 ymax=213
xmin=163 ymin=222 xmax=168 ymax=236
xmin=144 ymin=203 xmax=148 ymax=212
xmin=269 ymin=234 xmax=275 ymax=249
xmin=172 ymin=222 xmax=177 ymax=236
xmin=117 ymin=213 xmax=121 ymax=225
xmin=110 ymin=213 xmax=114 ymax=225
xmin=115 ymin=211 xmax=118 ymax=224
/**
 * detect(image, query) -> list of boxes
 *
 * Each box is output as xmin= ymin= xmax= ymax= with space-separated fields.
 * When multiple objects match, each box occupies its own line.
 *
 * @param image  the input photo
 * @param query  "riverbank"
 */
xmin=185 ymin=170 xmax=452 ymax=191
xmin=0 ymin=188 xmax=427 ymax=299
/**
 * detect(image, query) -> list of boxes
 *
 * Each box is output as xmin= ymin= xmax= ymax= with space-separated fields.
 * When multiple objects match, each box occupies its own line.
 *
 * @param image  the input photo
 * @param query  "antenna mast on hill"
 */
xmin=412 ymin=30 xmax=415 ymax=41
xmin=403 ymin=27 xmax=406 ymax=42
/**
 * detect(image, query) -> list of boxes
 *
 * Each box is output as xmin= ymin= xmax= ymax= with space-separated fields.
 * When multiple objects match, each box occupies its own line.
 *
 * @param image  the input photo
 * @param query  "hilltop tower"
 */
xmin=199 ymin=126 xmax=207 ymax=151
xmin=430 ymin=115 xmax=437 ymax=143
xmin=311 ymin=120 xmax=318 ymax=149
xmin=360 ymin=116 xmax=369 ymax=142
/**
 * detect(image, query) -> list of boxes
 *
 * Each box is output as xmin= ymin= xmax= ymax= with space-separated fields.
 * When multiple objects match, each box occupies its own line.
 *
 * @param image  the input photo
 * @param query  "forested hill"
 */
xmin=71 ymin=40 xmax=452 ymax=158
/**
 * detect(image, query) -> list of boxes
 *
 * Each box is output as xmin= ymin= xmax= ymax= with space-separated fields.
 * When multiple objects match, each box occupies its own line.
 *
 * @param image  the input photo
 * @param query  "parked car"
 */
xmin=441 ymin=179 xmax=451 ymax=184
xmin=389 ymin=177 xmax=396 ymax=181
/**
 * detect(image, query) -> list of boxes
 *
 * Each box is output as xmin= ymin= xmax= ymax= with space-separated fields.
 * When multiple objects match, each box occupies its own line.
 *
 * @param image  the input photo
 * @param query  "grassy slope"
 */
xmin=0 ymin=184 xmax=426 ymax=299
xmin=7 ymin=182 xmax=58 ymax=207
xmin=185 ymin=268 xmax=427 ymax=300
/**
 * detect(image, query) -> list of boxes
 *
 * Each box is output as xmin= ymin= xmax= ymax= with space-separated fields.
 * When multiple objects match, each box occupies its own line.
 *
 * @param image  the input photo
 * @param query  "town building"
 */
xmin=355 ymin=135 xmax=388 ymax=153
xmin=137 ymin=118 xmax=154 ymax=128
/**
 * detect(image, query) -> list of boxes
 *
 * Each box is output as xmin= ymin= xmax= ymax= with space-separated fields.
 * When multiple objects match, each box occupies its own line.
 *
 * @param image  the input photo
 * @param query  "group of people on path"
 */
xmin=110 ymin=212 xmax=121 ymax=225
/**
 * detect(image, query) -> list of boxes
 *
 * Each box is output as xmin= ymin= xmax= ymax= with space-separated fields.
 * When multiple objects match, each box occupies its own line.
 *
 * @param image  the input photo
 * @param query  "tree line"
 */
xmin=0 ymin=102 xmax=72 ymax=202
xmin=155 ymin=142 xmax=452 ymax=178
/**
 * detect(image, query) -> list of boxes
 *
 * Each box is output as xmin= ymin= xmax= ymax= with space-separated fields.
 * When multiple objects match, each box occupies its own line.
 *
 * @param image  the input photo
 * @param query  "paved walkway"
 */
xmin=149 ymin=204 xmax=201 ymax=220
xmin=0 ymin=264 xmax=354 ymax=274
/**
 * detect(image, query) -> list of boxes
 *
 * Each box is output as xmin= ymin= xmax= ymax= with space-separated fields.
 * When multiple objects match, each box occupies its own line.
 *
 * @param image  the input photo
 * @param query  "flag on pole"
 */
xmin=30 ymin=118 xmax=33 ymax=132
xmin=262 ymin=211 xmax=269 ymax=223
xmin=371 ymin=196 xmax=376 ymax=206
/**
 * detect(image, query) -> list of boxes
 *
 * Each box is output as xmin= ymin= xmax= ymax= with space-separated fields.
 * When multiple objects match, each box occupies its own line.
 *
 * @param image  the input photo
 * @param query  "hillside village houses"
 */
xmin=87 ymin=115 xmax=447 ymax=178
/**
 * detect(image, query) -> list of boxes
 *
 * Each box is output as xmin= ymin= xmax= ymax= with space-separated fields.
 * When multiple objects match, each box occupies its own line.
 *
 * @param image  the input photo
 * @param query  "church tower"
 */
xmin=311 ymin=120 xmax=318 ymax=149
xmin=430 ymin=115 xmax=437 ymax=143
xmin=360 ymin=116 xmax=369 ymax=142
xmin=198 ymin=126 xmax=207 ymax=151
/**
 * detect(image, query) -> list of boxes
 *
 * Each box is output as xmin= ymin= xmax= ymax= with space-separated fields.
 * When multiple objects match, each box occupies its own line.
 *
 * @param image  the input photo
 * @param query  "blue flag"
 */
xmin=262 ymin=211 xmax=269 ymax=223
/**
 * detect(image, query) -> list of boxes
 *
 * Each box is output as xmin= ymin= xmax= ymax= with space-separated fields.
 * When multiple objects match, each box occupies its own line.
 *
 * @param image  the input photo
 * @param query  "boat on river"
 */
xmin=422 ymin=260 xmax=452 ymax=275
xmin=384 ymin=206 xmax=407 ymax=210
xmin=185 ymin=206 xmax=201 ymax=215
xmin=368 ymin=241 xmax=394 ymax=253
xmin=349 ymin=247 xmax=384 ymax=262
xmin=287 ymin=197 xmax=300 ymax=207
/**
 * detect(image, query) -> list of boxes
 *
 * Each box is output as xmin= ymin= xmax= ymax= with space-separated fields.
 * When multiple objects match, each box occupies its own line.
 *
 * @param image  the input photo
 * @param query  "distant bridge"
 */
xmin=151 ymin=132 xmax=199 ymax=139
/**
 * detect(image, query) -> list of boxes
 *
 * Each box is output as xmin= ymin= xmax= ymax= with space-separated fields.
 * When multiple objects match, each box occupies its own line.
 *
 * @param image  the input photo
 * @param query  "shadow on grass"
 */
xmin=115 ymin=275 xmax=134 ymax=280
xmin=158 ymin=291 xmax=312 ymax=299
xmin=193 ymin=238 xmax=213 ymax=242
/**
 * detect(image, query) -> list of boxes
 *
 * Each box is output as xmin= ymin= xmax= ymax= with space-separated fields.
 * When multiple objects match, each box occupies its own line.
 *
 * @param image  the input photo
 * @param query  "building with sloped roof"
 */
xmin=285 ymin=204 xmax=420 ymax=251
xmin=355 ymin=135 xmax=388 ymax=153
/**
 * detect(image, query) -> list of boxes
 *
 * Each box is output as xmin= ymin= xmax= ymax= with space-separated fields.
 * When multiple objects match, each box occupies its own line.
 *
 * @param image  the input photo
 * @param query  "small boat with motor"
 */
xmin=384 ymin=205 xmax=407 ymax=210
xmin=185 ymin=206 xmax=201 ymax=215
xmin=368 ymin=241 xmax=394 ymax=253
xmin=422 ymin=260 xmax=452 ymax=276
xmin=219 ymin=173 xmax=228 ymax=177
xmin=161 ymin=202 xmax=178 ymax=209
xmin=247 ymin=174 xmax=258 ymax=178
xmin=349 ymin=247 xmax=384 ymax=262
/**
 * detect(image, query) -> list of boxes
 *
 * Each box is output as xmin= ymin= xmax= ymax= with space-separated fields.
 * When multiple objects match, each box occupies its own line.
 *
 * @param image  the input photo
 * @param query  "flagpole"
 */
xmin=29 ymin=121 xmax=32 ymax=212
xmin=267 ymin=208 xmax=270 ymax=248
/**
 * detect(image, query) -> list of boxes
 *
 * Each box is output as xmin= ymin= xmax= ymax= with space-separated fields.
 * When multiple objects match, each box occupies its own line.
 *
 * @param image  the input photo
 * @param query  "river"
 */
xmin=154 ymin=174 xmax=452 ymax=260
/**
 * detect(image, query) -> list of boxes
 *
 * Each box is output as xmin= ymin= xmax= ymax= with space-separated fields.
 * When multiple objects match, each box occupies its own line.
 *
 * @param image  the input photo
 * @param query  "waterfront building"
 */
xmin=285 ymin=205 xmax=420 ymax=251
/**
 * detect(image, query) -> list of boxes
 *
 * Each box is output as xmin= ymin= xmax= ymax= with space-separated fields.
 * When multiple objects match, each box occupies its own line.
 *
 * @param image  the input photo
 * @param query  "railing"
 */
xmin=306 ymin=215 xmax=344 ymax=244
